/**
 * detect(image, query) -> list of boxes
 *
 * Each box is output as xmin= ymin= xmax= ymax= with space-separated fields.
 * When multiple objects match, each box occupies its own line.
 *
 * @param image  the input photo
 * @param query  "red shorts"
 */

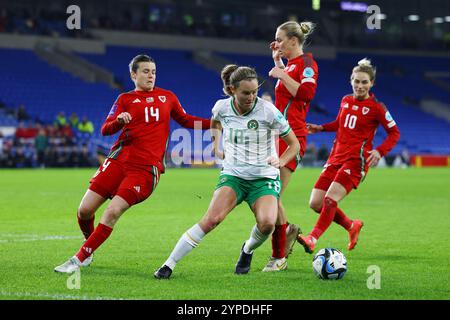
xmin=278 ymin=136 xmax=306 ymax=172
xmin=314 ymin=160 xmax=368 ymax=194
xmin=89 ymin=158 xmax=160 ymax=206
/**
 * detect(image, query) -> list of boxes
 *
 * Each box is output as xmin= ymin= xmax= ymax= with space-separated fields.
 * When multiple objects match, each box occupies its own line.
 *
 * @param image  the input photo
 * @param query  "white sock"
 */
xmin=163 ymin=224 xmax=205 ymax=270
xmin=243 ymin=224 xmax=269 ymax=254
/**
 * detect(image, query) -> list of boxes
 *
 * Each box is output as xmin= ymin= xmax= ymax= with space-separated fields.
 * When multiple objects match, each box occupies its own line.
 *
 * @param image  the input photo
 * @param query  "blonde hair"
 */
xmin=352 ymin=58 xmax=376 ymax=81
xmin=221 ymin=64 xmax=258 ymax=96
xmin=277 ymin=21 xmax=315 ymax=46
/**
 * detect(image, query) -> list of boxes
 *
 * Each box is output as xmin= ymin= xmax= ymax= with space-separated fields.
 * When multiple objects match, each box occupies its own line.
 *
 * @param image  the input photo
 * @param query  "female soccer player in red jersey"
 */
xmin=263 ymin=21 xmax=319 ymax=271
xmin=297 ymin=58 xmax=400 ymax=253
xmin=54 ymin=54 xmax=210 ymax=273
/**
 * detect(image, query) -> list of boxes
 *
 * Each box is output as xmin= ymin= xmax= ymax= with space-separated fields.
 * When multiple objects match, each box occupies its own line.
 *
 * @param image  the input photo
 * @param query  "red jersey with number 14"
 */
xmin=101 ymin=87 xmax=210 ymax=173
xmin=323 ymin=93 xmax=400 ymax=165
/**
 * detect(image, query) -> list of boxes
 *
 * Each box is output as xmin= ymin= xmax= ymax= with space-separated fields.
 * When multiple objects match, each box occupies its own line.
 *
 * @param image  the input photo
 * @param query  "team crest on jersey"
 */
xmin=146 ymin=97 xmax=154 ymax=103
xmin=362 ymin=107 xmax=370 ymax=115
xmin=247 ymin=119 xmax=259 ymax=130
xmin=158 ymin=96 xmax=166 ymax=103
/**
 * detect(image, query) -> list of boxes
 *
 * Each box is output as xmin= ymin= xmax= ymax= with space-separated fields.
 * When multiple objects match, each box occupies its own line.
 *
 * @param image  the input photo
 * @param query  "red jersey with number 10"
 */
xmin=323 ymin=93 xmax=400 ymax=165
xmin=101 ymin=87 xmax=210 ymax=173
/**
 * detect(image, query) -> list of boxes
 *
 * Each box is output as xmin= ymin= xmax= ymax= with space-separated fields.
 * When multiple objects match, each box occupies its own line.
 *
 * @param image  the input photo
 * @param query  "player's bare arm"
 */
xmin=269 ymin=130 xmax=300 ymax=168
xmin=211 ymin=119 xmax=224 ymax=160
xmin=306 ymin=123 xmax=324 ymax=134
xmin=268 ymin=67 xmax=300 ymax=97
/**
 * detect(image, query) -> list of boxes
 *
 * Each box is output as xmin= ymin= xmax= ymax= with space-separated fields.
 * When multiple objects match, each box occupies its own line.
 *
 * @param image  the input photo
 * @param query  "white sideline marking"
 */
xmin=0 ymin=234 xmax=81 ymax=243
xmin=0 ymin=291 xmax=126 ymax=300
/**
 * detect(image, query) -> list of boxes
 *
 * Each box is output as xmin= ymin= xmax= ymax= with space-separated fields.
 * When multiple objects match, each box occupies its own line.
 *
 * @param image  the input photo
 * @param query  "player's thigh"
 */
xmin=252 ymin=195 xmax=278 ymax=227
xmin=100 ymin=195 xmax=131 ymax=227
xmin=279 ymin=166 xmax=293 ymax=196
xmin=199 ymin=186 xmax=237 ymax=231
xmin=325 ymin=182 xmax=348 ymax=203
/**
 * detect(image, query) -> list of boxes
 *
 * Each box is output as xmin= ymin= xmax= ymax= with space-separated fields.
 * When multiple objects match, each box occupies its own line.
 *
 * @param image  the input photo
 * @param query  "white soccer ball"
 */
xmin=312 ymin=248 xmax=347 ymax=280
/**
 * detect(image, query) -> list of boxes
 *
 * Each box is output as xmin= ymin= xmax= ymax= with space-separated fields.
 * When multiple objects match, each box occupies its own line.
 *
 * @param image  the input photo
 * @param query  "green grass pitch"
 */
xmin=0 ymin=167 xmax=449 ymax=300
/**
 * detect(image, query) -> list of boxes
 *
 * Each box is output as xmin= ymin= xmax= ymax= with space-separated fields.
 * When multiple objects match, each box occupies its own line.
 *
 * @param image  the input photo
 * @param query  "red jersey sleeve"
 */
xmin=294 ymin=59 xmax=318 ymax=102
xmin=374 ymin=103 xmax=400 ymax=157
xmin=101 ymin=95 xmax=125 ymax=136
xmin=170 ymin=94 xmax=211 ymax=129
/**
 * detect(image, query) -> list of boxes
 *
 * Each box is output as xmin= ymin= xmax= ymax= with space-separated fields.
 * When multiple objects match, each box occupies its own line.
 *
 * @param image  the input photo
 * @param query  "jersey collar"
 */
xmin=230 ymin=97 xmax=258 ymax=117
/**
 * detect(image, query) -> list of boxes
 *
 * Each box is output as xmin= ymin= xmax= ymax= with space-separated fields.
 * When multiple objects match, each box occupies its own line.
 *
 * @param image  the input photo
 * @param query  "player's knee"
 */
xmin=258 ymin=219 xmax=275 ymax=235
xmin=309 ymin=200 xmax=322 ymax=213
xmin=78 ymin=204 xmax=94 ymax=220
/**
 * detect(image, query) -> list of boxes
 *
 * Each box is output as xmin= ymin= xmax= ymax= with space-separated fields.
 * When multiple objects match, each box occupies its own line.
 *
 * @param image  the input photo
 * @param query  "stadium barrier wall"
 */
xmin=410 ymin=155 xmax=450 ymax=167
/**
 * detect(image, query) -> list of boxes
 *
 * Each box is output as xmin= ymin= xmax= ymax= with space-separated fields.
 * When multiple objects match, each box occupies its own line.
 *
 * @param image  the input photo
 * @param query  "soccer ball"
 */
xmin=312 ymin=248 xmax=347 ymax=280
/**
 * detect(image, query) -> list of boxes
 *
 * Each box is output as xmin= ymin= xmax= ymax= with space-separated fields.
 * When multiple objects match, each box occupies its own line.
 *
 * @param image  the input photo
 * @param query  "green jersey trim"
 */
xmin=230 ymin=98 xmax=258 ymax=117
xmin=280 ymin=127 xmax=291 ymax=137
xmin=283 ymin=99 xmax=293 ymax=120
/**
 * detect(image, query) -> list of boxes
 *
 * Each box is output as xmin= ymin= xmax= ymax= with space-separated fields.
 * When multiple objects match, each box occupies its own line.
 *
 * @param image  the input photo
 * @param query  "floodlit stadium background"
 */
xmin=0 ymin=0 xmax=449 ymax=169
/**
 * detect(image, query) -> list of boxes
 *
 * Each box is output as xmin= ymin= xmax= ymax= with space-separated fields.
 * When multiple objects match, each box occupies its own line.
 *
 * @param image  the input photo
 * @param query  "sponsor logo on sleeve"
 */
xmin=385 ymin=111 xmax=394 ymax=121
xmin=303 ymin=67 xmax=315 ymax=78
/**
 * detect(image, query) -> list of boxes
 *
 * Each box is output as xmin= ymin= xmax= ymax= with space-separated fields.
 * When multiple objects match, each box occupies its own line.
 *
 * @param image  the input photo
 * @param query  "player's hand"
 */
xmin=267 ymin=155 xmax=281 ymax=168
xmin=269 ymin=67 xmax=285 ymax=79
xmin=306 ymin=123 xmax=323 ymax=134
xmin=117 ymin=112 xmax=132 ymax=124
xmin=367 ymin=150 xmax=381 ymax=167
xmin=270 ymin=41 xmax=282 ymax=61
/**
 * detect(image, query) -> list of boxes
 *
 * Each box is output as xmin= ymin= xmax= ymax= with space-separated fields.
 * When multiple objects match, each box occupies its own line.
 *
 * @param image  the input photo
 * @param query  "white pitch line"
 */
xmin=0 ymin=235 xmax=82 ymax=243
xmin=0 ymin=291 xmax=127 ymax=300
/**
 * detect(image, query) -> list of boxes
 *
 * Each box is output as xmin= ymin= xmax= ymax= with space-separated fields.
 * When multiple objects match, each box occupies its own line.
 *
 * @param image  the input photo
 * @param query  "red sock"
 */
xmin=77 ymin=216 xmax=95 ymax=240
xmin=271 ymin=224 xmax=287 ymax=258
xmin=314 ymin=206 xmax=353 ymax=231
xmin=334 ymin=207 xmax=353 ymax=231
xmin=76 ymin=223 xmax=112 ymax=262
xmin=311 ymin=197 xmax=337 ymax=240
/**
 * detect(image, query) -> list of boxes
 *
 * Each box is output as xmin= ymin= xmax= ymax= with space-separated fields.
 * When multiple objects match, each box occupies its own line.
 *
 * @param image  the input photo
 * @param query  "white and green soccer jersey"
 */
xmin=212 ymin=97 xmax=291 ymax=180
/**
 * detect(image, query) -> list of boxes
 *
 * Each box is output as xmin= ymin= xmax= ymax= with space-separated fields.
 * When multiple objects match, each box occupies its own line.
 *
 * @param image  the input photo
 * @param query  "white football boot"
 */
xmin=262 ymin=257 xmax=287 ymax=272
xmin=54 ymin=256 xmax=82 ymax=274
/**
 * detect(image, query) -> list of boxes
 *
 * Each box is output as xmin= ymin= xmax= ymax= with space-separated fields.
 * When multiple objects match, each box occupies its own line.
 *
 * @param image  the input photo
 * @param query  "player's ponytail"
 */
xmin=352 ymin=58 xmax=377 ymax=81
xmin=221 ymin=64 xmax=258 ymax=97
xmin=221 ymin=64 xmax=239 ymax=96
xmin=278 ymin=21 xmax=315 ymax=46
